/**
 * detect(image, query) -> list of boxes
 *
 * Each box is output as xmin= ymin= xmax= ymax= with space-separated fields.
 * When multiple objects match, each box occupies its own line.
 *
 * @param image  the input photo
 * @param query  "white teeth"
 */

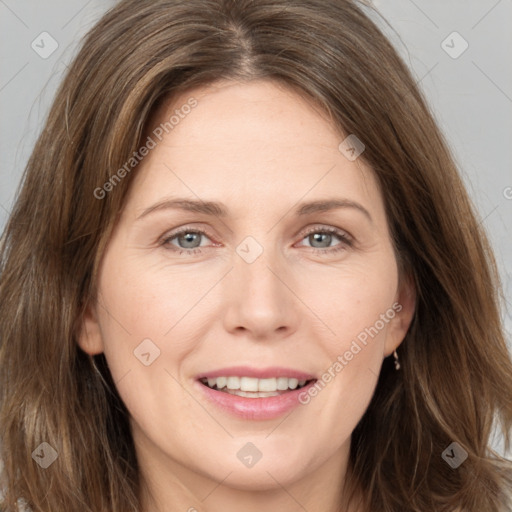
xmin=240 ymin=377 xmax=259 ymax=392
xmin=288 ymin=378 xmax=299 ymax=390
xmin=276 ymin=377 xmax=289 ymax=390
xmin=258 ymin=378 xmax=276 ymax=392
xmin=203 ymin=376 xmax=311 ymax=392
xmin=225 ymin=389 xmax=280 ymax=398
xmin=226 ymin=376 xmax=240 ymax=390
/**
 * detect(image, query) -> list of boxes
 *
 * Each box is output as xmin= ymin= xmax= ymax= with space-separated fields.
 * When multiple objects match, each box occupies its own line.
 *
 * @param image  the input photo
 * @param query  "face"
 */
xmin=79 ymin=79 xmax=415 ymax=502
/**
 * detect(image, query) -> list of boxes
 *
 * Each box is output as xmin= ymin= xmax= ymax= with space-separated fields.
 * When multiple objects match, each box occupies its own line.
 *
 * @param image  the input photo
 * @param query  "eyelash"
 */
xmin=159 ymin=225 xmax=353 ymax=257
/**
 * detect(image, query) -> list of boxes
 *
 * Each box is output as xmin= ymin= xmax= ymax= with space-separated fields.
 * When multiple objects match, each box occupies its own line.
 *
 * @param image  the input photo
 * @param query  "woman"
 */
xmin=1 ymin=0 xmax=511 ymax=511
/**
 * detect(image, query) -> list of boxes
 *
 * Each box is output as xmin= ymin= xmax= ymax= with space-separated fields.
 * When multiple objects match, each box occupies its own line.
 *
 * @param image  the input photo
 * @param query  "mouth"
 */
xmin=198 ymin=376 xmax=315 ymax=398
xmin=195 ymin=367 xmax=318 ymax=420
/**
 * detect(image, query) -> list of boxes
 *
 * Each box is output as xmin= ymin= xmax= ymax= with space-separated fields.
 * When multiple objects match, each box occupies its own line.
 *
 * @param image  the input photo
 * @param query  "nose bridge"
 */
xmin=222 ymin=233 xmax=299 ymax=336
xmin=235 ymin=234 xmax=283 ymax=303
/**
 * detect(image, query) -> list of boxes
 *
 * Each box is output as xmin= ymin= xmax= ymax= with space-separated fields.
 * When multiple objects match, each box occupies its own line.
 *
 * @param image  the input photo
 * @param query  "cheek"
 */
xmin=98 ymin=251 xmax=202 ymax=343
xmin=297 ymin=251 xmax=398 ymax=421
xmin=94 ymin=254 xmax=204 ymax=401
xmin=95 ymin=264 xmax=199 ymax=436
xmin=303 ymin=252 xmax=398 ymax=356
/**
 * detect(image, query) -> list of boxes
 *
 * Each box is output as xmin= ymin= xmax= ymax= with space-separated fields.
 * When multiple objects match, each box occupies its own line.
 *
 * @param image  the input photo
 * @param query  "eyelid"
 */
xmin=299 ymin=224 xmax=353 ymax=243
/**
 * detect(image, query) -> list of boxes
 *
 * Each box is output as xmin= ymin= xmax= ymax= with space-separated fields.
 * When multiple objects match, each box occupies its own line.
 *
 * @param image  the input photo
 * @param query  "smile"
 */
xmin=195 ymin=366 xmax=318 ymax=420
xmin=199 ymin=376 xmax=313 ymax=398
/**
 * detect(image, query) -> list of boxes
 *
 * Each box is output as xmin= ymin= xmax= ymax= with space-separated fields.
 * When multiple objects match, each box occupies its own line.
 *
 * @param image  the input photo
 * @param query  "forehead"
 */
xmin=124 ymin=79 xmax=383 ymax=223
xmin=149 ymin=79 xmax=342 ymax=152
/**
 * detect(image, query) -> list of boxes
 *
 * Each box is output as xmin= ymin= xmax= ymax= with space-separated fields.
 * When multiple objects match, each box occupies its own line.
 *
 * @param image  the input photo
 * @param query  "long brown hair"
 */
xmin=1 ymin=0 xmax=511 ymax=510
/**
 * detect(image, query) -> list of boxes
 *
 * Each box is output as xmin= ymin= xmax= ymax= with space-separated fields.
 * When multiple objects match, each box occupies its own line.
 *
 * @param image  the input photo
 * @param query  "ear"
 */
xmin=383 ymin=272 xmax=416 ymax=357
xmin=76 ymin=300 xmax=104 ymax=355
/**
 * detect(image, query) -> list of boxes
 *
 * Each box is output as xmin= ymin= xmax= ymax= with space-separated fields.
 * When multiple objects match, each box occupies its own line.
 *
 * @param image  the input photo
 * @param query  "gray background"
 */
xmin=0 ymin=0 xmax=511 ymax=450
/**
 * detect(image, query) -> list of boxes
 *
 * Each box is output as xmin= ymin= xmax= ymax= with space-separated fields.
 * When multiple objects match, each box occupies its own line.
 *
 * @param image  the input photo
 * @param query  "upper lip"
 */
xmin=196 ymin=366 xmax=317 ymax=381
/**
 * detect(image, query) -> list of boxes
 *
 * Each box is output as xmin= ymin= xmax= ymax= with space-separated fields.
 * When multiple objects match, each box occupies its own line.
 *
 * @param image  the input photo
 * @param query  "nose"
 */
xmin=222 ymin=241 xmax=301 ymax=340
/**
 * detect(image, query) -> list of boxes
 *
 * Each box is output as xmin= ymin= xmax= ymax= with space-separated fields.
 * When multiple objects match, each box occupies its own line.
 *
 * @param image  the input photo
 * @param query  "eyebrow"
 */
xmin=136 ymin=197 xmax=372 ymax=223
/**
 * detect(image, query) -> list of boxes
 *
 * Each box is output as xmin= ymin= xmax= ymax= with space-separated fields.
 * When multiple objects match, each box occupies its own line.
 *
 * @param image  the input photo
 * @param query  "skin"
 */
xmin=79 ymin=79 xmax=415 ymax=512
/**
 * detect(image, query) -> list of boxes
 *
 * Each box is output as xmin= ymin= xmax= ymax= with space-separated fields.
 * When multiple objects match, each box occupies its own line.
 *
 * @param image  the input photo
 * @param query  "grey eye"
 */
xmin=308 ymin=232 xmax=334 ymax=248
xmin=175 ymin=232 xmax=203 ymax=249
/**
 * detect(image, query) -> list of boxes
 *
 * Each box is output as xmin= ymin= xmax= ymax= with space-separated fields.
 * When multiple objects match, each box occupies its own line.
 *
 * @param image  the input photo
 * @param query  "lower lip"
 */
xmin=195 ymin=380 xmax=317 ymax=420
